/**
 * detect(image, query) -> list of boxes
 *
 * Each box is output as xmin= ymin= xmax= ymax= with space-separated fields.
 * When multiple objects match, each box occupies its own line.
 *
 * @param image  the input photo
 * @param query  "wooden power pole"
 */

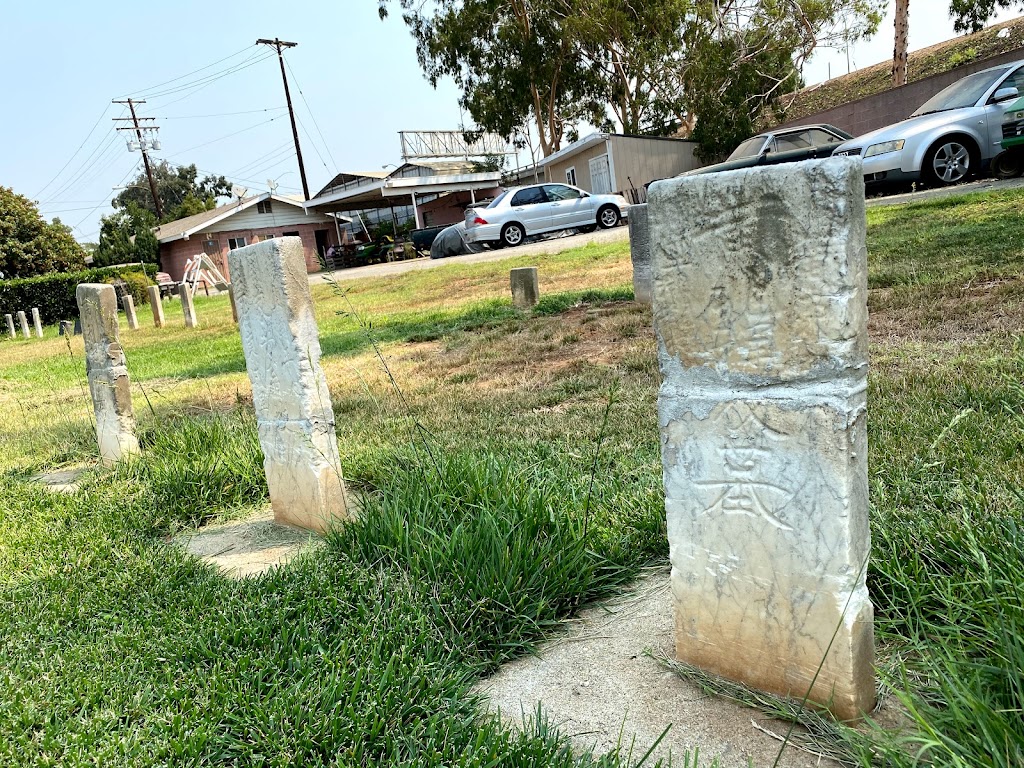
xmin=113 ymin=99 xmax=163 ymax=220
xmin=893 ymin=0 xmax=910 ymax=88
xmin=256 ymin=38 xmax=310 ymax=200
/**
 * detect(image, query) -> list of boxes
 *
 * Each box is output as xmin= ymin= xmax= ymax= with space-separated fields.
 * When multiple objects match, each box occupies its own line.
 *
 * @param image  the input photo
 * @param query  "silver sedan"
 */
xmin=833 ymin=60 xmax=1024 ymax=186
xmin=464 ymin=183 xmax=629 ymax=248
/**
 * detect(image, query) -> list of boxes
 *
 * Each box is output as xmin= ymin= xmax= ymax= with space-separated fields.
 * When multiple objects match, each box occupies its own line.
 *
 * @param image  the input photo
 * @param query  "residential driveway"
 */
xmin=309 ymin=176 xmax=1024 ymax=284
xmin=308 ymin=226 xmax=629 ymax=284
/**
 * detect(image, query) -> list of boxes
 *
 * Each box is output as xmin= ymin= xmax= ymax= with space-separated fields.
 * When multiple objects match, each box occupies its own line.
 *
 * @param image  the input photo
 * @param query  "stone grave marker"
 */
xmin=31 ymin=308 xmax=44 ymax=338
xmin=5 ymin=314 xmax=15 ymax=339
xmin=122 ymin=295 xmax=140 ymax=330
xmin=17 ymin=311 xmax=30 ymax=339
xmin=648 ymin=158 xmax=874 ymax=721
xmin=59 ymin=320 xmax=74 ymax=337
xmin=179 ymin=283 xmax=198 ymax=328
xmin=628 ymin=203 xmax=652 ymax=305
xmin=228 ymin=285 xmax=239 ymax=323
xmin=510 ymin=267 xmax=539 ymax=309
xmin=76 ymin=284 xmax=140 ymax=464
xmin=147 ymin=286 xmax=165 ymax=328
xmin=228 ymin=237 xmax=350 ymax=533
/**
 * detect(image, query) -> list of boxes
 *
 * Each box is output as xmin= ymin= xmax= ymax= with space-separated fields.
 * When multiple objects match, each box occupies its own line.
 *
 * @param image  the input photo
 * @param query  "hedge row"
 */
xmin=0 ymin=264 xmax=157 ymax=325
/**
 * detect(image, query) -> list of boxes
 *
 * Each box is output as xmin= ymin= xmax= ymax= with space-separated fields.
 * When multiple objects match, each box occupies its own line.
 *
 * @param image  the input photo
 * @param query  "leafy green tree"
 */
xmin=114 ymin=162 xmax=230 ymax=224
xmin=94 ymin=203 xmax=158 ymax=267
xmin=0 ymin=186 xmax=86 ymax=278
xmin=950 ymin=0 xmax=1024 ymax=33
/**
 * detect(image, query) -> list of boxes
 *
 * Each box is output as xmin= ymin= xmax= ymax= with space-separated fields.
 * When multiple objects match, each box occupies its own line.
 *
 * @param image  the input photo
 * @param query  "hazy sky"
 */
xmin=2 ymin=1 xmax=1019 ymax=242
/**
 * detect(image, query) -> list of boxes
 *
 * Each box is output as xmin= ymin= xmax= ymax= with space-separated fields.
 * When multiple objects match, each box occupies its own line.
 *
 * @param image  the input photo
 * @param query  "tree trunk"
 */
xmin=893 ymin=0 xmax=910 ymax=87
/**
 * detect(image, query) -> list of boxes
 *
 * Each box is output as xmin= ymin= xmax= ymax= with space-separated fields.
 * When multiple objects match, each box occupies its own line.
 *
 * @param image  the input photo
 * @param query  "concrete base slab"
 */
xmin=474 ymin=568 xmax=840 ymax=768
xmin=175 ymin=510 xmax=322 ymax=579
xmin=33 ymin=466 xmax=90 ymax=494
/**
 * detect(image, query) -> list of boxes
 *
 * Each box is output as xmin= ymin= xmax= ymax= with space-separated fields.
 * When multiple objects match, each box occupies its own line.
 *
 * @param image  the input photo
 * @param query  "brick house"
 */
xmin=154 ymin=193 xmax=348 ymax=281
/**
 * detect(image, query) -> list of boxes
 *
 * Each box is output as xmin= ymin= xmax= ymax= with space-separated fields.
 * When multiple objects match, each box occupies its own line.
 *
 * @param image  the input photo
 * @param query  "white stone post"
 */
xmin=147 ymin=286 xmax=165 ymax=328
xmin=17 ymin=311 xmax=30 ymax=339
xmin=228 ymin=237 xmax=350 ymax=533
xmin=179 ymin=283 xmax=198 ymax=328
xmin=122 ymin=295 xmax=139 ymax=330
xmin=628 ymin=203 xmax=652 ymax=305
xmin=648 ymin=158 xmax=874 ymax=721
xmin=76 ymin=284 xmax=140 ymax=464
xmin=510 ymin=267 xmax=539 ymax=309
xmin=31 ymin=308 xmax=44 ymax=338
xmin=6 ymin=314 xmax=15 ymax=339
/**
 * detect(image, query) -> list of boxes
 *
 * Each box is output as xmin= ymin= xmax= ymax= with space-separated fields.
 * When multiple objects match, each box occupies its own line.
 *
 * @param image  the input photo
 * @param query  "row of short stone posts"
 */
xmin=5 ymin=309 xmax=46 ymax=339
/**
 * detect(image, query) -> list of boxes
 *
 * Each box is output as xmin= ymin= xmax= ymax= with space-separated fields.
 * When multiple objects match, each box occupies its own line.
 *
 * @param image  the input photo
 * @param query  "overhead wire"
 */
xmin=158 ymin=116 xmax=282 ymax=159
xmin=159 ymin=107 xmax=288 ymax=120
xmin=121 ymin=46 xmax=255 ymax=98
xmin=140 ymin=50 xmax=274 ymax=100
xmin=283 ymin=57 xmax=338 ymax=169
xmin=229 ymin=141 xmax=295 ymax=176
xmin=33 ymin=104 xmax=113 ymax=199
xmin=72 ymin=158 xmax=143 ymax=232
xmin=43 ymin=128 xmax=123 ymax=203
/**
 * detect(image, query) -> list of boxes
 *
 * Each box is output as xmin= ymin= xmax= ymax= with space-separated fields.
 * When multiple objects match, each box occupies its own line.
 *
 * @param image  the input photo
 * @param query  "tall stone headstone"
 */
xmin=147 ymin=286 xmax=165 ymax=328
xmin=122 ymin=295 xmax=139 ymax=330
xmin=5 ymin=314 xmax=15 ymax=339
xmin=510 ymin=267 xmax=539 ymax=309
xmin=628 ymin=203 xmax=652 ymax=305
xmin=228 ymin=237 xmax=350 ymax=533
xmin=179 ymin=283 xmax=198 ymax=328
xmin=17 ymin=311 xmax=30 ymax=339
xmin=31 ymin=308 xmax=44 ymax=338
xmin=648 ymin=158 xmax=874 ymax=721
xmin=76 ymin=284 xmax=140 ymax=464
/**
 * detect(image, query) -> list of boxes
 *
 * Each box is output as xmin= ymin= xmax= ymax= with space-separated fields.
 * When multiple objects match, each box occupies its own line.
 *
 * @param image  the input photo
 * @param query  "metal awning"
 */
xmin=304 ymin=170 xmax=502 ymax=213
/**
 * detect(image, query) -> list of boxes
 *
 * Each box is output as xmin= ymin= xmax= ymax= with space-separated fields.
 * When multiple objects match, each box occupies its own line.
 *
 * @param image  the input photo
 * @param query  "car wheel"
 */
xmin=577 ymin=224 xmax=597 ymax=234
xmin=924 ymin=137 xmax=978 ymax=186
xmin=992 ymin=149 xmax=1024 ymax=179
xmin=597 ymin=205 xmax=620 ymax=229
xmin=500 ymin=222 xmax=525 ymax=248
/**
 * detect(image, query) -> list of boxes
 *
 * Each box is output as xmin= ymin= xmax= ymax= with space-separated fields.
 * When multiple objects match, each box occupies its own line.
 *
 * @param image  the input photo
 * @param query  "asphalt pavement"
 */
xmin=309 ymin=175 xmax=1024 ymax=284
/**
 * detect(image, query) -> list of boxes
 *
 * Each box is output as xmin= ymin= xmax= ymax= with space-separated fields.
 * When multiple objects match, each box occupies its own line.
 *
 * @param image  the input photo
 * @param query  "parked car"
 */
xmin=832 ymin=60 xmax=1024 ymax=186
xmin=679 ymin=124 xmax=853 ymax=176
xmin=464 ymin=183 xmax=629 ymax=248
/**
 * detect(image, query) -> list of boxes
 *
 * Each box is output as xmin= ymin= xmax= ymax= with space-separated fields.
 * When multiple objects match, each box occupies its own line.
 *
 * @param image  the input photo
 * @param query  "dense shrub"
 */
xmin=106 ymin=269 xmax=153 ymax=307
xmin=0 ymin=264 xmax=156 ymax=324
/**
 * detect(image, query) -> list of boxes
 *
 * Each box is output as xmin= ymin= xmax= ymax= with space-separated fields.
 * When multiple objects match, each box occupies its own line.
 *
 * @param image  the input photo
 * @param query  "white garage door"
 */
xmin=588 ymin=153 xmax=612 ymax=194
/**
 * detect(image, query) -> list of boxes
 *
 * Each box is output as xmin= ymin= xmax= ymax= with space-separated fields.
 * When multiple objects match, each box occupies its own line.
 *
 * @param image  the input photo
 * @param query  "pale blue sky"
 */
xmin=2 ymin=1 xmax=1018 ymax=242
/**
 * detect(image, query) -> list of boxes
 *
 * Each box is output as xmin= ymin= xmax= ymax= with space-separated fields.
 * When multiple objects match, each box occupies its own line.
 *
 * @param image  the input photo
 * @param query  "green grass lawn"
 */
xmin=1 ymin=188 xmax=1023 ymax=766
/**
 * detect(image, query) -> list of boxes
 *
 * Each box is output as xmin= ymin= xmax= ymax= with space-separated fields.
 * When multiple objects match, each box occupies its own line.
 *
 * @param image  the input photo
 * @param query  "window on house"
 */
xmin=282 ymin=231 xmax=300 ymax=238
xmin=565 ymin=167 xmax=577 ymax=186
xmin=257 ymin=200 xmax=273 ymax=214
xmin=228 ymin=237 xmax=247 ymax=249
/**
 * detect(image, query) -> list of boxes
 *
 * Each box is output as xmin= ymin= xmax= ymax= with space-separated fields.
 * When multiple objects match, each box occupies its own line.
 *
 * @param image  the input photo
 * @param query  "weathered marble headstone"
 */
xmin=628 ymin=203 xmax=652 ymax=305
xmin=122 ymin=295 xmax=139 ymax=330
xmin=510 ymin=267 xmax=539 ymax=309
xmin=147 ymin=286 xmax=165 ymax=328
xmin=5 ymin=314 xmax=15 ymax=339
xmin=31 ymin=308 xmax=44 ymax=338
xmin=17 ymin=311 xmax=30 ymax=339
xmin=228 ymin=237 xmax=350 ymax=533
xmin=59 ymin=320 xmax=74 ymax=337
xmin=179 ymin=283 xmax=198 ymax=328
xmin=76 ymin=284 xmax=140 ymax=464
xmin=648 ymin=158 xmax=874 ymax=721
xmin=228 ymin=285 xmax=239 ymax=323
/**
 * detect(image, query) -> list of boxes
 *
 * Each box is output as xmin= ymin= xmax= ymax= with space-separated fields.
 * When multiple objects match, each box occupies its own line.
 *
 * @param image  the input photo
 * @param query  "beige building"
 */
xmin=512 ymin=133 xmax=704 ymax=203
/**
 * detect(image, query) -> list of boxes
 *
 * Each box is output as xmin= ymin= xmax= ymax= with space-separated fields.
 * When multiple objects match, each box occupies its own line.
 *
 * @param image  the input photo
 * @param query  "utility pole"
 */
xmin=113 ymin=99 xmax=163 ymax=220
xmin=256 ymin=38 xmax=310 ymax=200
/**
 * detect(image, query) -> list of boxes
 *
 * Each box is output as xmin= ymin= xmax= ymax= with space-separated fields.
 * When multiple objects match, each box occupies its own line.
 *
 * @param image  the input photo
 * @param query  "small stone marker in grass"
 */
xmin=147 ymin=286 xmax=165 ymax=328
xmin=59 ymin=320 xmax=74 ymax=337
xmin=228 ymin=285 xmax=238 ymax=323
xmin=628 ymin=203 xmax=652 ymax=305
xmin=179 ymin=283 xmax=198 ymax=328
xmin=648 ymin=158 xmax=874 ymax=721
xmin=31 ymin=308 xmax=43 ymax=338
xmin=76 ymin=284 xmax=140 ymax=464
xmin=5 ymin=314 xmax=14 ymax=339
xmin=510 ymin=267 xmax=539 ymax=309
xmin=122 ymin=295 xmax=139 ymax=330
xmin=228 ymin=236 xmax=350 ymax=533
xmin=18 ymin=311 xmax=30 ymax=339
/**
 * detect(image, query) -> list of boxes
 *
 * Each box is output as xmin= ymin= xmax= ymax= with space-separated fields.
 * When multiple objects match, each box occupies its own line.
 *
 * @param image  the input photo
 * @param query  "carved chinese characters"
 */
xmin=649 ymin=158 xmax=874 ymax=721
xmin=227 ymin=237 xmax=350 ymax=533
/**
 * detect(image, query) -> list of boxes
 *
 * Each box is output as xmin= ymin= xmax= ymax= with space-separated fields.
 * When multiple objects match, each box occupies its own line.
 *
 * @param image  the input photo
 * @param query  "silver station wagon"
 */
xmin=464 ymin=183 xmax=630 ymax=248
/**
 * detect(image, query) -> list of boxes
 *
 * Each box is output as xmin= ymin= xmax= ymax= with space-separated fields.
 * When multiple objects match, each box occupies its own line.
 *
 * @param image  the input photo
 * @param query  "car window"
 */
xmin=510 ymin=187 xmax=547 ymax=206
xmin=805 ymin=128 xmax=845 ymax=146
xmin=913 ymin=66 xmax=1013 ymax=116
xmin=728 ymin=136 xmax=768 ymax=160
xmin=543 ymin=184 xmax=582 ymax=201
xmin=486 ymin=191 xmax=509 ymax=209
xmin=993 ymin=65 xmax=1024 ymax=101
xmin=774 ymin=132 xmax=813 ymax=151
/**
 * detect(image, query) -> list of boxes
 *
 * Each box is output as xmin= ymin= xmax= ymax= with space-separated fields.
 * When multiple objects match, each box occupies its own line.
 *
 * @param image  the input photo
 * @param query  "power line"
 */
xmin=122 ymin=46 xmax=254 ymax=97
xmin=284 ymin=57 xmax=338 ymax=169
xmin=145 ymin=53 xmax=275 ymax=112
xmin=113 ymin=99 xmax=164 ymax=219
xmin=159 ymin=107 xmax=288 ymax=120
xmin=229 ymin=141 xmax=295 ymax=176
xmin=295 ymin=113 xmax=330 ymax=172
xmin=33 ymin=104 xmax=112 ymax=199
xmin=159 ymin=116 xmax=282 ymax=158
xmin=43 ymin=128 xmax=123 ymax=203
xmin=141 ymin=51 xmax=274 ymax=100
xmin=72 ymin=158 xmax=142 ymax=232
xmin=241 ymin=149 xmax=298 ymax=180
